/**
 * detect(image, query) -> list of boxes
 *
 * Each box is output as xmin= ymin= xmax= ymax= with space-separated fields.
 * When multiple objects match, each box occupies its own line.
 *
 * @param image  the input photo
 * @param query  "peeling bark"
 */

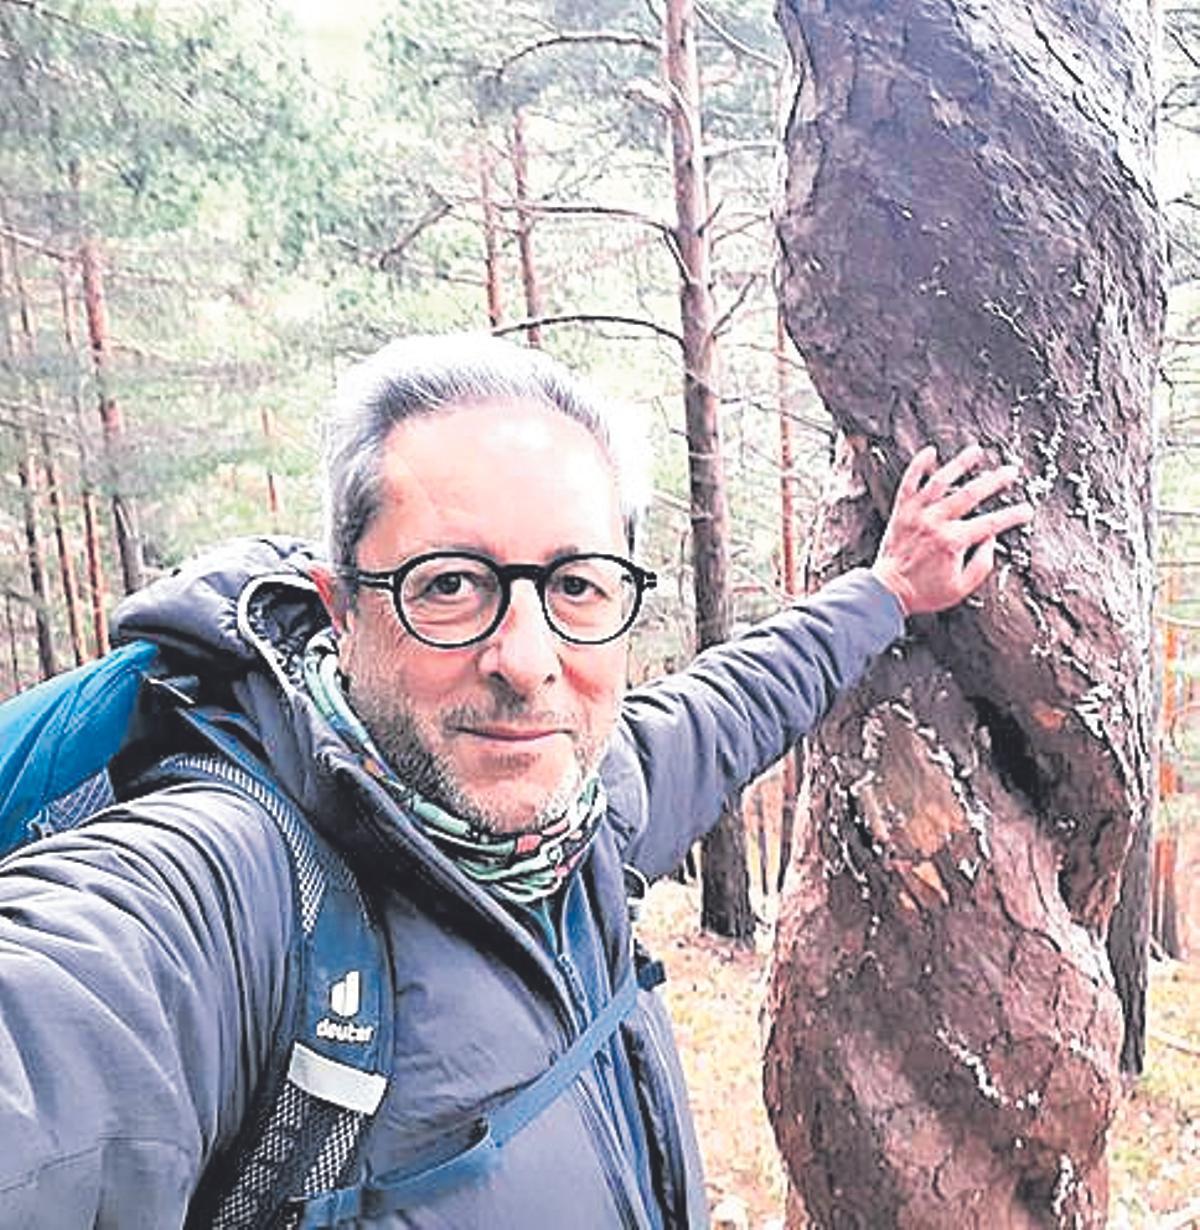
xmin=764 ymin=2 xmax=1164 ymax=1227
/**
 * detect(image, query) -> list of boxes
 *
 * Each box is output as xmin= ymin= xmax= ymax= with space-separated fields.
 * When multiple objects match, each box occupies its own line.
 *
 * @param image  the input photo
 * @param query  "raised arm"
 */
xmin=604 ymin=445 xmax=1032 ymax=879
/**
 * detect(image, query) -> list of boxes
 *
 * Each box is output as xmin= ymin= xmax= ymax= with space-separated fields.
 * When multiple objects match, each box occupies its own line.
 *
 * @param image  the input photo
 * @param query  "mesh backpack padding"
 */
xmin=28 ymin=769 xmax=116 ymax=839
xmin=209 ymin=1083 xmax=369 ymax=1230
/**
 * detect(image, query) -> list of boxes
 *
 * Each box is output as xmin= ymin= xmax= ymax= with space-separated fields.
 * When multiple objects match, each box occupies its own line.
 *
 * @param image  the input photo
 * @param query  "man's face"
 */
xmin=335 ymin=399 xmax=631 ymax=836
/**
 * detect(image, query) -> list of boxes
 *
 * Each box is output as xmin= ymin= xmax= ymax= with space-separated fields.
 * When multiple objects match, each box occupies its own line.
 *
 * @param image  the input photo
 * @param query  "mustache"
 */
xmin=442 ymin=700 xmax=574 ymax=729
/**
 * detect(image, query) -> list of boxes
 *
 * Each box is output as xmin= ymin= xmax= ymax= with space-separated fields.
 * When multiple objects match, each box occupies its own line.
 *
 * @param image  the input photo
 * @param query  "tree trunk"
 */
xmin=73 ymin=162 xmax=144 ymax=595
xmin=0 ymin=228 xmax=57 ymax=678
xmin=15 ymin=431 xmax=57 ymax=679
xmin=764 ymin=3 xmax=1164 ymax=1227
xmin=776 ymin=310 xmax=801 ymax=890
xmin=59 ymin=264 xmax=109 ymax=656
xmin=509 ymin=110 xmax=543 ymax=347
xmin=4 ymin=592 xmax=21 ymax=696
xmin=1152 ymin=831 xmax=1183 ymax=960
xmin=261 ymin=406 xmax=281 ymax=528
xmin=664 ymin=0 xmax=753 ymax=942
xmin=479 ymin=136 xmax=505 ymax=328
xmin=1108 ymin=804 xmax=1150 ymax=1074
xmin=3 ymin=229 xmax=86 ymax=668
xmin=41 ymin=431 xmax=86 ymax=666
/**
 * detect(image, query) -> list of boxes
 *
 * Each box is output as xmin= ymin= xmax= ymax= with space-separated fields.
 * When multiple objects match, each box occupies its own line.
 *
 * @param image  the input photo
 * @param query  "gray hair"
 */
xmin=322 ymin=333 xmax=651 ymax=589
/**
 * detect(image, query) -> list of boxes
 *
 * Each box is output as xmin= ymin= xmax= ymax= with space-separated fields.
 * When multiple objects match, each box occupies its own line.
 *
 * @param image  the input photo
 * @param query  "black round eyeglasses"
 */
xmin=346 ymin=550 xmax=657 ymax=648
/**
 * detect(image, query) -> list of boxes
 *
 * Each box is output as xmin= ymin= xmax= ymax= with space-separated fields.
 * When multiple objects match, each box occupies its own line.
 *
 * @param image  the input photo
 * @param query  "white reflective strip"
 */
xmin=288 ymin=1043 xmax=388 ymax=1115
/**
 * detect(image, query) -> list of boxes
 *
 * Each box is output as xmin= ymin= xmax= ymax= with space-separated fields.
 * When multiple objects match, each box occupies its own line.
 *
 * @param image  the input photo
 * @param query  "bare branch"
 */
xmin=694 ymin=2 xmax=781 ymax=71
xmin=377 ymin=196 xmax=453 ymax=271
xmin=500 ymin=199 xmax=674 ymax=239
xmin=0 ymin=226 xmax=70 ymax=262
xmin=492 ymin=30 xmax=657 ymax=81
xmin=0 ymin=0 xmax=150 ymax=52
xmin=493 ymin=312 xmax=682 ymax=347
xmin=712 ymin=273 xmax=761 ymax=338
xmin=705 ymin=138 xmax=780 ymax=162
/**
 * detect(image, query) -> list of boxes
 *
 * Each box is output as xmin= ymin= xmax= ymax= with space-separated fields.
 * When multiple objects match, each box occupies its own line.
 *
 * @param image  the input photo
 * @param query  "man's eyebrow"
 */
xmin=412 ymin=543 xmax=592 ymax=561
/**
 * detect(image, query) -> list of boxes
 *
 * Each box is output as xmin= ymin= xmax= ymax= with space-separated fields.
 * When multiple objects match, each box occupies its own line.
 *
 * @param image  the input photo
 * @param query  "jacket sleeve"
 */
xmin=603 ymin=568 xmax=905 ymax=879
xmin=0 ymin=783 xmax=294 ymax=1228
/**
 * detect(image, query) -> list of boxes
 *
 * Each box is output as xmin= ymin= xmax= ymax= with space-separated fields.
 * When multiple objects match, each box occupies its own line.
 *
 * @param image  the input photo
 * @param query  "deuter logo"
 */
xmin=315 ymin=970 xmax=375 ymax=1045
xmin=316 ymin=1017 xmax=374 ymax=1044
xmin=330 ymin=970 xmax=361 ymax=1018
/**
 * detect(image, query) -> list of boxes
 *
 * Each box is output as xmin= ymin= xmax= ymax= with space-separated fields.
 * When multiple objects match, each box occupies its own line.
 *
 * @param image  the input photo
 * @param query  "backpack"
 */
xmin=0 ymin=642 xmax=646 ymax=1228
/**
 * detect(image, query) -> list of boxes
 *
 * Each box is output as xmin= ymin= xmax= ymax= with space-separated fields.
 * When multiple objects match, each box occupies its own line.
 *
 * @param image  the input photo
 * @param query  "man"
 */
xmin=0 ymin=334 xmax=1032 ymax=1227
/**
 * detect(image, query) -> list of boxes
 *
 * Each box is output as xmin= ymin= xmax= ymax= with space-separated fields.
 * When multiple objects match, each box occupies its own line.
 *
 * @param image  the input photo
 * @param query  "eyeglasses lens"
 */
xmin=396 ymin=554 xmax=639 ymax=647
xmin=399 ymin=556 xmax=499 ymax=645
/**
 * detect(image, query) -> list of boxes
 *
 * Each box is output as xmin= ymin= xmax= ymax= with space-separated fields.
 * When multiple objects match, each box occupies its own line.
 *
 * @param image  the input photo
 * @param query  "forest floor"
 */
xmin=637 ymin=876 xmax=1200 ymax=1230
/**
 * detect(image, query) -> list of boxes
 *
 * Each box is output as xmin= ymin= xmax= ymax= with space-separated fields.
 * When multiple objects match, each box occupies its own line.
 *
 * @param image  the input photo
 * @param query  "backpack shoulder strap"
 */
xmin=160 ymin=715 xmax=393 ymax=1230
xmin=291 ymin=963 xmax=647 ymax=1229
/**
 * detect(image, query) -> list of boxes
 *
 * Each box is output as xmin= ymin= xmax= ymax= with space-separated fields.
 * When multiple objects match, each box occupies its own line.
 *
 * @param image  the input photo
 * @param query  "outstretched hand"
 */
xmin=870 ymin=444 xmax=1034 ymax=617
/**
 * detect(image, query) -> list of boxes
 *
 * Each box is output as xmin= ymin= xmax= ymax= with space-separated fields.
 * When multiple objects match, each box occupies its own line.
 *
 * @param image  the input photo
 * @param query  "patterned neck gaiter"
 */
xmin=303 ymin=631 xmax=605 ymax=906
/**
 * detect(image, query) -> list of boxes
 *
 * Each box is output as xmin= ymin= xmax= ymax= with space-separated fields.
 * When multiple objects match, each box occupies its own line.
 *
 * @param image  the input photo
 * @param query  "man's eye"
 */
xmin=428 ymin=573 xmax=467 ymax=596
xmin=415 ymin=571 xmax=482 ymax=601
xmin=553 ymin=571 xmax=605 ymax=601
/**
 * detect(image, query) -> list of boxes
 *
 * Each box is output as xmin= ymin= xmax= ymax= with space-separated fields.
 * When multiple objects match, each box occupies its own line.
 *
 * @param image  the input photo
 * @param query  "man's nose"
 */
xmin=477 ymin=579 xmax=561 ymax=694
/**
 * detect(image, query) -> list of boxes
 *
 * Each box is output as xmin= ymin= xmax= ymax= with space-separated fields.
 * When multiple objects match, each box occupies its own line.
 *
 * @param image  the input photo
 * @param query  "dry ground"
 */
xmin=637 ymin=877 xmax=1200 ymax=1230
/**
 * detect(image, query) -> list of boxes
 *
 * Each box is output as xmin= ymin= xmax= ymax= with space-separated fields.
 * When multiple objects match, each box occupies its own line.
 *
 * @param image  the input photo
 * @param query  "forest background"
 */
xmin=0 ymin=0 xmax=1198 ymax=1225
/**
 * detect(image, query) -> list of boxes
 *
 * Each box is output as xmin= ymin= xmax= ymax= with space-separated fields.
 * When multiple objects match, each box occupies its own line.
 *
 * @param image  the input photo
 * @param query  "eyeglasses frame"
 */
xmin=346 ymin=549 xmax=658 ymax=648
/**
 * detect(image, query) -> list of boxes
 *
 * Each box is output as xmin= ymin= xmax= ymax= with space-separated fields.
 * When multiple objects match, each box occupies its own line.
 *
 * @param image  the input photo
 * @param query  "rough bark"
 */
xmin=665 ymin=0 xmax=754 ymax=942
xmin=764 ymin=2 xmax=1164 ymax=1227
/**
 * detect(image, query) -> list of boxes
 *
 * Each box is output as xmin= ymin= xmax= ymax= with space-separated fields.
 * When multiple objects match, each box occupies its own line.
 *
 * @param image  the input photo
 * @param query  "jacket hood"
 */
xmin=110 ymin=536 xmax=354 ymax=823
xmin=111 ymin=535 xmax=325 ymax=671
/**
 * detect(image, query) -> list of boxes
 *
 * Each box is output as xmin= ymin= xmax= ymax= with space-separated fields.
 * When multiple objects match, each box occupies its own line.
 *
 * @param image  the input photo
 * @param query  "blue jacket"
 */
xmin=0 ymin=537 xmax=903 ymax=1228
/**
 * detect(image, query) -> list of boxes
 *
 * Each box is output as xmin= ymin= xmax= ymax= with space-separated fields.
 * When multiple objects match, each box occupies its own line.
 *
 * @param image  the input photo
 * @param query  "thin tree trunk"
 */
xmin=0 ymin=225 xmax=57 ymax=678
xmin=776 ymin=310 xmax=800 ymax=890
xmin=754 ymin=788 xmax=769 ymax=897
xmin=3 ymin=227 xmax=86 ymax=667
xmin=59 ymin=265 xmax=109 ymax=656
xmin=4 ymin=592 xmax=21 ymax=696
xmin=40 ymin=432 xmax=85 ymax=666
xmin=17 ymin=433 xmax=57 ymax=679
xmin=510 ymin=110 xmax=543 ymax=347
xmin=261 ymin=406 xmax=281 ymax=527
xmin=664 ymin=0 xmax=753 ymax=942
xmin=72 ymin=161 xmax=143 ymax=595
xmin=1152 ymin=580 xmax=1182 ymax=963
xmin=479 ymin=137 xmax=504 ymax=328
xmin=766 ymin=2 xmax=1164 ymax=1226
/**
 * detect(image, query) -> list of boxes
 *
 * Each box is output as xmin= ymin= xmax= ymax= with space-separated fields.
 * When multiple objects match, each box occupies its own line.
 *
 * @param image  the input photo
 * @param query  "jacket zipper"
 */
xmin=324 ymin=750 xmax=652 ymax=1222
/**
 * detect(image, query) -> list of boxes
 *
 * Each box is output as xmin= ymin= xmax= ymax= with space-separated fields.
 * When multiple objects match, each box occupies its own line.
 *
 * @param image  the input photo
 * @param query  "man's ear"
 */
xmin=309 ymin=564 xmax=347 ymax=635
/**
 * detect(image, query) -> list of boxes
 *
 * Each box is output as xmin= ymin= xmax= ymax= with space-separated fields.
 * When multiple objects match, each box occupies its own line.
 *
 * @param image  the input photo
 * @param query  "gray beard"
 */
xmin=348 ymin=685 xmax=588 ymax=836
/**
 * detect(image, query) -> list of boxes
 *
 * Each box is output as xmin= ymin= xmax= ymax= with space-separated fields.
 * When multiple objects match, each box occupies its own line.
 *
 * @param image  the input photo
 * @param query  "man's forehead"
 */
xmin=363 ymin=399 xmax=625 ymax=562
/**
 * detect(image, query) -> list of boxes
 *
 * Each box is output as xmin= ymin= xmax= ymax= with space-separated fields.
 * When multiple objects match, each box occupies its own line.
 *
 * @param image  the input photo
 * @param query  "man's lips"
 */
xmin=457 ymin=725 xmax=567 ymax=743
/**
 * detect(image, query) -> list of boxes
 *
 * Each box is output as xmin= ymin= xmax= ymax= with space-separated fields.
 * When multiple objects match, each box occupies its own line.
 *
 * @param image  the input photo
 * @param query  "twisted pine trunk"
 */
xmin=763 ymin=2 xmax=1164 ymax=1226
